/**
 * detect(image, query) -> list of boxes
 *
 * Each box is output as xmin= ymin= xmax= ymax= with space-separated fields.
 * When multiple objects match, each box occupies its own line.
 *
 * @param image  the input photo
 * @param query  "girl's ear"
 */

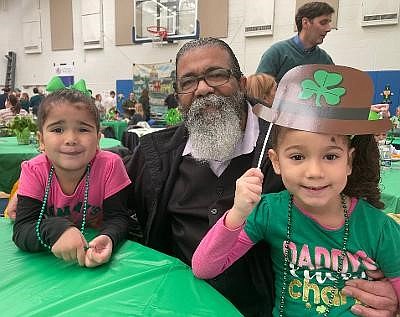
xmin=347 ymin=147 xmax=355 ymax=176
xmin=38 ymin=132 xmax=45 ymax=152
xmin=97 ymin=132 xmax=101 ymax=150
xmin=268 ymin=149 xmax=281 ymax=175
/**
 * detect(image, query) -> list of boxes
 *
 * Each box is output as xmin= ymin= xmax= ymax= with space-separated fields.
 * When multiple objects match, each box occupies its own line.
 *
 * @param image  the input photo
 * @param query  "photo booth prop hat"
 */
xmin=253 ymin=64 xmax=392 ymax=135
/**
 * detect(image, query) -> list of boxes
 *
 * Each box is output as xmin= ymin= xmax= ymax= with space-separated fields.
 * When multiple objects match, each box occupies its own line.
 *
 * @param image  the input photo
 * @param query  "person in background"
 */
xmin=29 ymin=87 xmax=44 ymax=115
xmin=375 ymin=132 xmax=400 ymax=155
xmin=246 ymin=73 xmax=277 ymax=107
xmin=370 ymin=103 xmax=390 ymax=119
xmin=13 ymin=89 xmax=131 ymax=267
xmin=20 ymin=92 xmax=30 ymax=112
xmin=103 ymin=90 xmax=116 ymax=113
xmin=164 ymin=83 xmax=179 ymax=109
xmin=193 ymin=64 xmax=400 ymax=316
xmin=125 ymin=37 xmax=398 ymax=316
xmin=128 ymin=103 xmax=146 ymax=126
xmin=94 ymin=93 xmax=105 ymax=120
xmin=0 ymin=94 xmax=28 ymax=123
xmin=257 ymin=2 xmax=334 ymax=83
xmin=390 ymin=106 xmax=400 ymax=128
xmin=139 ymin=88 xmax=150 ymax=121
xmin=13 ymin=88 xmax=22 ymax=99
xmin=87 ymin=89 xmax=96 ymax=102
xmin=122 ymin=92 xmax=137 ymax=118
xmin=0 ymin=87 xmax=11 ymax=109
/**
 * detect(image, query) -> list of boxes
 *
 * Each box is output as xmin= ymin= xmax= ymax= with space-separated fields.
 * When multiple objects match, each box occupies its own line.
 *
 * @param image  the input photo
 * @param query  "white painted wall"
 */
xmin=1 ymin=0 xmax=400 ymax=94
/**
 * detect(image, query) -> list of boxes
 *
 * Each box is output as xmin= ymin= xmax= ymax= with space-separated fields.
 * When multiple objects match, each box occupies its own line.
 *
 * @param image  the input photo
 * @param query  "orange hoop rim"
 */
xmin=147 ymin=26 xmax=168 ymax=39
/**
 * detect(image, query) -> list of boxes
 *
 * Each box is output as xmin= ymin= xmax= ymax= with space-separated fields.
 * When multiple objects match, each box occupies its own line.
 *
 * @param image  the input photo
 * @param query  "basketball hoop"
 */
xmin=147 ymin=26 xmax=168 ymax=47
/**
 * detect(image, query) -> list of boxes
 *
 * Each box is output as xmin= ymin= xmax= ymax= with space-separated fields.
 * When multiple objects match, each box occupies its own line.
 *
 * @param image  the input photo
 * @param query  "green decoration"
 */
xmin=105 ymin=107 xmax=117 ymax=121
xmin=7 ymin=116 xmax=38 ymax=145
xmin=368 ymin=110 xmax=380 ymax=121
xmin=298 ymin=70 xmax=346 ymax=107
xmin=164 ymin=108 xmax=182 ymax=126
xmin=46 ymin=76 xmax=90 ymax=96
xmin=46 ymin=76 xmax=65 ymax=92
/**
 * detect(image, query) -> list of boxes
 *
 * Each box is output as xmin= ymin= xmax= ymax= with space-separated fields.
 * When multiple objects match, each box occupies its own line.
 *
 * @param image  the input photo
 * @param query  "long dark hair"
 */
xmin=270 ymin=126 xmax=383 ymax=209
xmin=344 ymin=134 xmax=383 ymax=209
xmin=7 ymin=94 xmax=21 ymax=115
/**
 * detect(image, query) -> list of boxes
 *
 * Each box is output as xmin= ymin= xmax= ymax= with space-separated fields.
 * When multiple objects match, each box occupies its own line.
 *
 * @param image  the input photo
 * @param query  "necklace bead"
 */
xmin=35 ymin=164 xmax=91 ymax=250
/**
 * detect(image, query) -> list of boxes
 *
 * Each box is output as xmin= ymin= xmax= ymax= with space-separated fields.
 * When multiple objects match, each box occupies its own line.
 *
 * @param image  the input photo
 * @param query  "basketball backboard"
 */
xmin=133 ymin=0 xmax=199 ymax=43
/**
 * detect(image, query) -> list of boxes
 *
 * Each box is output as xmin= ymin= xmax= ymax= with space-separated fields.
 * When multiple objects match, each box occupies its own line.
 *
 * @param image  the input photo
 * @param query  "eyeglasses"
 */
xmin=176 ymin=68 xmax=233 ymax=94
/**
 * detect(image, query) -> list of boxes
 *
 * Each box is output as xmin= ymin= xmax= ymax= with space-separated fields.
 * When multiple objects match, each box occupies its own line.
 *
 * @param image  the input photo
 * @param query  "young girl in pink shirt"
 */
xmin=13 ymin=89 xmax=131 ymax=267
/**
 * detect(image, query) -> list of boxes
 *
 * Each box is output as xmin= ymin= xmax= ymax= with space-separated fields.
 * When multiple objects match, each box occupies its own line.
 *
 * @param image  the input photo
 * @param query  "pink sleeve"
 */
xmin=192 ymin=211 xmax=255 ymax=279
xmin=388 ymin=277 xmax=400 ymax=306
xmin=102 ymin=152 xmax=131 ymax=199
xmin=18 ymin=156 xmax=47 ymax=200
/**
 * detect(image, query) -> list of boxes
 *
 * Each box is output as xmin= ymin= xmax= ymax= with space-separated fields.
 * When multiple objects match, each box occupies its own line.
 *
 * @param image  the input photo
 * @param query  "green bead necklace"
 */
xmin=35 ymin=163 xmax=91 ymax=250
xmin=278 ymin=193 xmax=350 ymax=317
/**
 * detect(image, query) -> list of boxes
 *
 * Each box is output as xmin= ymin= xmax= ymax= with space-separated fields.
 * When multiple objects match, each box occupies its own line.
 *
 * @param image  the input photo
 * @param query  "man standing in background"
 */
xmin=29 ymin=87 xmax=44 ymax=115
xmin=257 ymin=1 xmax=334 ymax=83
xmin=103 ymin=90 xmax=116 ymax=113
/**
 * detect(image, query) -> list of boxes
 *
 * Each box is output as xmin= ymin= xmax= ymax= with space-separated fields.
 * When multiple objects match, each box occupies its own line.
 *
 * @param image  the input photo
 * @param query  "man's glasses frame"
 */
xmin=176 ymin=68 xmax=235 ymax=94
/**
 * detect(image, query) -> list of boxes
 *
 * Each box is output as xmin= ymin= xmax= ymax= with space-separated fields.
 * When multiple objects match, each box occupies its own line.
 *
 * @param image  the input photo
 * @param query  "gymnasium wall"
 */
xmin=0 ymin=0 xmax=399 ymax=105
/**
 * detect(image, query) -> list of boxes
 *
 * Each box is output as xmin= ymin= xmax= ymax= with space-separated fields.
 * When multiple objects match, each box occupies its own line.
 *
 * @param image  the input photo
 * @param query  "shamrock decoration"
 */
xmin=298 ymin=70 xmax=346 ymax=107
xmin=316 ymin=305 xmax=328 ymax=314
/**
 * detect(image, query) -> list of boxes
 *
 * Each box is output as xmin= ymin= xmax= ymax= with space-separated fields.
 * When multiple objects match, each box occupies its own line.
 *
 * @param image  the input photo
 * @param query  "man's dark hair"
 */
xmin=33 ymin=87 xmax=39 ymax=94
xmin=175 ymin=37 xmax=243 ymax=80
xmin=295 ymin=2 xmax=334 ymax=33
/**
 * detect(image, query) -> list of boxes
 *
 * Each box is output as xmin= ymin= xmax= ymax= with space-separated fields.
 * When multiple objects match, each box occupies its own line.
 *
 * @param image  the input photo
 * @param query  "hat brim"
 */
xmin=253 ymin=104 xmax=392 ymax=135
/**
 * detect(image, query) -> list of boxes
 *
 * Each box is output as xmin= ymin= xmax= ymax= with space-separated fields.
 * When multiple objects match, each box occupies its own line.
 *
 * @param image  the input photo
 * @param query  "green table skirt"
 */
xmin=101 ymin=120 xmax=128 ymax=141
xmin=380 ymin=161 xmax=400 ymax=214
xmin=0 ymin=137 xmax=121 ymax=193
xmin=0 ymin=219 xmax=240 ymax=316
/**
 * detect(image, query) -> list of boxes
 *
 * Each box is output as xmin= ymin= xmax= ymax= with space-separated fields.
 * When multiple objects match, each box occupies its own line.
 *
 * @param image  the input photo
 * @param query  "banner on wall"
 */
xmin=132 ymin=62 xmax=175 ymax=116
xmin=53 ymin=62 xmax=75 ymax=86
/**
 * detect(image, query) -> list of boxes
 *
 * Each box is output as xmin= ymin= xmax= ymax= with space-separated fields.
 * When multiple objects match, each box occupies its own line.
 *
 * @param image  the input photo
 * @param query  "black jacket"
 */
xmin=125 ymin=100 xmax=284 ymax=316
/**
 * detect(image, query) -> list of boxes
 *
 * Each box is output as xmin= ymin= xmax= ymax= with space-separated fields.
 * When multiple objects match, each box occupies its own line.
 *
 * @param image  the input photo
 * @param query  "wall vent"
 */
xmin=244 ymin=0 xmax=275 ymax=37
xmin=361 ymin=0 xmax=399 ymax=26
xmin=82 ymin=0 xmax=104 ymax=49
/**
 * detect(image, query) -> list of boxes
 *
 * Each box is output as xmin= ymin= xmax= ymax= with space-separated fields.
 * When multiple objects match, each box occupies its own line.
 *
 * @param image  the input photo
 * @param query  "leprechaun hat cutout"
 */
xmin=253 ymin=64 xmax=392 ymax=135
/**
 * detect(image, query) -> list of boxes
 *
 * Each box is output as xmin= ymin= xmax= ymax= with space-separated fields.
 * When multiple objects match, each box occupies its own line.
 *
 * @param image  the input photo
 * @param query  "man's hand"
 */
xmin=342 ymin=271 xmax=398 ymax=317
xmin=51 ymin=227 xmax=88 ymax=266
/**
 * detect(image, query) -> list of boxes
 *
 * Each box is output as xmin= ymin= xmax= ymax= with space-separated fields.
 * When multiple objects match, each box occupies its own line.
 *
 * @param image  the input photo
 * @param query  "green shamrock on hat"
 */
xmin=298 ymin=70 xmax=346 ymax=107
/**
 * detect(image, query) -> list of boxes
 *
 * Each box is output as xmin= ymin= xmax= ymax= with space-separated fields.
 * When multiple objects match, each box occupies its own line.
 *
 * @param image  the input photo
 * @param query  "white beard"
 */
xmin=183 ymin=91 xmax=245 ymax=162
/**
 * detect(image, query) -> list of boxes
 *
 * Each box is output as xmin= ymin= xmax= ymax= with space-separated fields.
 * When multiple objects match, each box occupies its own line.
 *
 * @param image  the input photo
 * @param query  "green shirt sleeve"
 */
xmin=375 ymin=215 xmax=400 ymax=278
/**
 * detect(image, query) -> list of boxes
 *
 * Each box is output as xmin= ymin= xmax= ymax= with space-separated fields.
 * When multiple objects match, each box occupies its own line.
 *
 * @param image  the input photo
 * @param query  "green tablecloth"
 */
xmin=380 ymin=161 xmax=400 ymax=214
xmin=390 ymin=137 xmax=400 ymax=147
xmin=101 ymin=120 xmax=128 ymax=141
xmin=0 ymin=137 xmax=121 ymax=193
xmin=0 ymin=219 xmax=240 ymax=316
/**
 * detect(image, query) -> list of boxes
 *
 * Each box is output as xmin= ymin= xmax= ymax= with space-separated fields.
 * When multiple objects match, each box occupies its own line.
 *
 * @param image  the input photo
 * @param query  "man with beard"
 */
xmin=257 ymin=2 xmax=334 ymax=83
xmin=125 ymin=38 xmax=398 ymax=316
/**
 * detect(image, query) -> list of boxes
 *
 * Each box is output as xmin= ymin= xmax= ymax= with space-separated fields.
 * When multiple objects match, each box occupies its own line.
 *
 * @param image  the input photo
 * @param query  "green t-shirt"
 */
xmin=256 ymin=38 xmax=333 ymax=83
xmin=245 ymin=190 xmax=400 ymax=316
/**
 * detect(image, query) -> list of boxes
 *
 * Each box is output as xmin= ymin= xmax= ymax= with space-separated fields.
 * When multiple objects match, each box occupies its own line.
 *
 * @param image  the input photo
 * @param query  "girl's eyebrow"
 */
xmin=46 ymin=120 xmax=96 ymax=128
xmin=46 ymin=120 xmax=64 ymax=128
xmin=283 ymin=145 xmax=345 ymax=152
